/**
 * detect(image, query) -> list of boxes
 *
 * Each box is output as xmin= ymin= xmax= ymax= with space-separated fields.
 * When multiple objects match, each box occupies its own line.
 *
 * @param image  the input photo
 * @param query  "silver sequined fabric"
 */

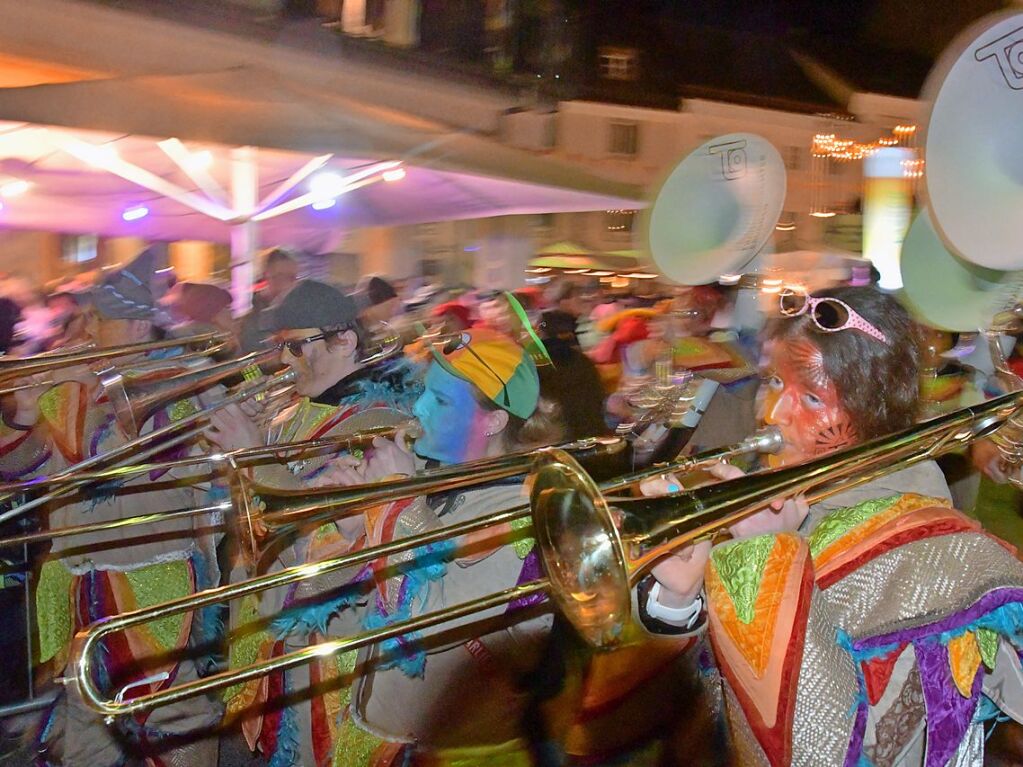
xmin=821 ymin=533 xmax=1023 ymax=640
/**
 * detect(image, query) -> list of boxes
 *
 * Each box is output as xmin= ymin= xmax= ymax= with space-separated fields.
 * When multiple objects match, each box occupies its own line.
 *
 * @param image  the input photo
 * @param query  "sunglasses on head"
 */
xmin=779 ymin=290 xmax=889 ymax=345
xmin=441 ymin=333 xmax=513 ymax=410
xmin=276 ymin=330 xmax=338 ymax=358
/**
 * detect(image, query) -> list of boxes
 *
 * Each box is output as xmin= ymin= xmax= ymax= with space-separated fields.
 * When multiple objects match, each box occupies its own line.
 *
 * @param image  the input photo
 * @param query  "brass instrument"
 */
xmin=0 ymin=368 xmax=296 ymax=525
xmin=0 ymin=331 xmax=230 ymax=396
xmin=0 ymin=324 xmax=404 ymax=525
xmin=100 ymin=347 xmax=277 ymax=438
xmin=0 ymin=420 xmax=419 ymax=550
xmin=64 ymin=427 xmax=782 ymax=718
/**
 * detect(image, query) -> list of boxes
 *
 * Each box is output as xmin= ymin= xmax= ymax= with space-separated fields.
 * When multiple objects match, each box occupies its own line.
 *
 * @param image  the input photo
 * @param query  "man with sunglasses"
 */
xmin=631 ymin=286 xmax=1023 ymax=766
xmin=207 ymin=279 xmax=421 ymax=767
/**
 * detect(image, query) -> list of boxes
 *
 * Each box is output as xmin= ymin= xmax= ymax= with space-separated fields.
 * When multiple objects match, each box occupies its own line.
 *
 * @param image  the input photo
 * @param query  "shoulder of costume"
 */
xmin=809 ymin=492 xmax=990 ymax=589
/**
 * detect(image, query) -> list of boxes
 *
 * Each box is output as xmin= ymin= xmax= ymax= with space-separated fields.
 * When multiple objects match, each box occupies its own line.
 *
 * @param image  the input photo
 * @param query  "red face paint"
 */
xmin=759 ymin=337 xmax=857 ymax=467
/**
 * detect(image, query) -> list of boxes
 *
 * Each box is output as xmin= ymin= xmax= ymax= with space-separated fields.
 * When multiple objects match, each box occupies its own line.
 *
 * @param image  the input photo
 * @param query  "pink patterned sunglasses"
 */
xmin=779 ymin=290 xmax=889 ymax=345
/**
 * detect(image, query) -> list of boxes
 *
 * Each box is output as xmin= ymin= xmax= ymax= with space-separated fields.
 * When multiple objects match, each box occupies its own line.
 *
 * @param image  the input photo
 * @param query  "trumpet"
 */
xmin=64 ymin=427 xmax=782 ymax=718
xmin=0 ymin=331 xmax=230 ymax=396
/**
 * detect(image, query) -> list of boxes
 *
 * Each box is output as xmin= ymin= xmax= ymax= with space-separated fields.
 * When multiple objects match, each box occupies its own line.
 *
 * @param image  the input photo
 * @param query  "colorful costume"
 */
xmin=18 ymin=367 xmax=225 ymax=767
xmin=645 ymin=462 xmax=1023 ymax=766
xmin=337 ymin=480 xmax=551 ymax=766
xmin=223 ymin=362 xmax=422 ymax=767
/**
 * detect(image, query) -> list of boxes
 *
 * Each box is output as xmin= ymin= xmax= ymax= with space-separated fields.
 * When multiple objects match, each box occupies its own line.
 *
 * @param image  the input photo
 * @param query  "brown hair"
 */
xmin=469 ymin=387 xmax=566 ymax=451
xmin=765 ymin=286 xmax=919 ymax=441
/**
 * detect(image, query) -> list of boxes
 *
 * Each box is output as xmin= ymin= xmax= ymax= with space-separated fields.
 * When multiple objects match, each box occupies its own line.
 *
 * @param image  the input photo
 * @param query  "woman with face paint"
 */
xmin=640 ymin=287 xmax=1023 ymax=766
xmin=309 ymin=328 xmax=573 ymax=767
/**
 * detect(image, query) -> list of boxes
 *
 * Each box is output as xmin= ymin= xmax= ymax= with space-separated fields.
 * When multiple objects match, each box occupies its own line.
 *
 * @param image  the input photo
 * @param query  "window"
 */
xmin=62 ymin=235 xmax=98 ymax=264
xmin=599 ymin=47 xmax=638 ymax=81
xmin=604 ymin=209 xmax=636 ymax=234
xmin=784 ymin=146 xmax=803 ymax=171
xmin=609 ymin=122 xmax=639 ymax=156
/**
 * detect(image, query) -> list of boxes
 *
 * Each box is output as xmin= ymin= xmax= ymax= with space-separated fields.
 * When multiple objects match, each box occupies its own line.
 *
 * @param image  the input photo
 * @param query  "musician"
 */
xmin=641 ymin=286 xmax=1023 ymax=766
xmin=302 ymin=328 xmax=566 ymax=766
xmin=206 ymin=279 xmax=420 ymax=766
xmin=20 ymin=252 xmax=224 ymax=767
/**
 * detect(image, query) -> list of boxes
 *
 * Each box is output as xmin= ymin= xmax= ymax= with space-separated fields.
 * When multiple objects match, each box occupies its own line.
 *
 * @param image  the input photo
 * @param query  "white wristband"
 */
xmin=646 ymin=582 xmax=703 ymax=627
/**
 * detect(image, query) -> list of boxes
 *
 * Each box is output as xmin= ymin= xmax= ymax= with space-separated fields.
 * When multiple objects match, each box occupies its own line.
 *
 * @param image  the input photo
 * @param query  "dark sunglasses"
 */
xmin=275 ymin=331 xmax=338 ymax=358
xmin=441 ymin=333 xmax=512 ymax=410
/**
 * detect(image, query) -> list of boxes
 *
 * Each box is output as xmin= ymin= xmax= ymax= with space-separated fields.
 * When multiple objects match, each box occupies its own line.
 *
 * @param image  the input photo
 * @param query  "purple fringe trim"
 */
xmin=506 ymin=548 xmax=548 ymax=613
xmin=853 ymin=588 xmax=1023 ymax=651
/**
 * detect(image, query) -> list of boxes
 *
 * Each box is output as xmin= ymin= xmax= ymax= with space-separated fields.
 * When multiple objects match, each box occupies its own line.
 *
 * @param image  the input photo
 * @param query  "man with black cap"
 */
xmin=207 ymin=279 xmax=420 ymax=766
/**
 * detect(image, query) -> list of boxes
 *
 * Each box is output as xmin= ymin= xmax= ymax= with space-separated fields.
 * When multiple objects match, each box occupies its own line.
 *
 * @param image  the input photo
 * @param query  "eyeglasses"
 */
xmin=275 ymin=331 xmax=336 ymax=358
xmin=779 ymin=290 xmax=889 ymax=345
xmin=441 ymin=332 xmax=513 ymax=410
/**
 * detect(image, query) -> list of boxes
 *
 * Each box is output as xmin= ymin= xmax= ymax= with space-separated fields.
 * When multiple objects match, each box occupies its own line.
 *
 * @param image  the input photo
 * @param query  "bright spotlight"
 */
xmin=122 ymin=206 xmax=150 ymax=222
xmin=312 ymin=198 xmax=337 ymax=210
xmin=309 ymin=172 xmax=347 ymax=200
xmin=187 ymin=150 xmax=213 ymax=171
xmin=0 ymin=180 xmax=30 ymax=198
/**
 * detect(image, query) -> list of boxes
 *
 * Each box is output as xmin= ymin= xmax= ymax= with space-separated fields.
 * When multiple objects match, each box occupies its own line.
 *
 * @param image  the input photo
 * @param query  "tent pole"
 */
xmin=230 ymin=146 xmax=259 ymax=317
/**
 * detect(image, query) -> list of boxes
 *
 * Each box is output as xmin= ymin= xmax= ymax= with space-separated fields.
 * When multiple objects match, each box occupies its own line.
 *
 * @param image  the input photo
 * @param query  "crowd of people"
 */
xmin=3 ymin=245 xmax=1023 ymax=767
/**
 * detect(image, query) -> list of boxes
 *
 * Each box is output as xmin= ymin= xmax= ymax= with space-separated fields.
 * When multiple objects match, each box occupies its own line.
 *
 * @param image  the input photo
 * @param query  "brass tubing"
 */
xmin=0 ymin=501 xmax=233 ymax=548
xmin=530 ymin=390 xmax=1023 ymax=647
xmin=0 ymin=371 xmax=296 ymax=523
xmin=68 ymin=502 xmax=535 ymax=718
xmin=67 ymin=430 xmax=783 ymax=715
xmin=0 ymin=331 xmax=228 ymax=382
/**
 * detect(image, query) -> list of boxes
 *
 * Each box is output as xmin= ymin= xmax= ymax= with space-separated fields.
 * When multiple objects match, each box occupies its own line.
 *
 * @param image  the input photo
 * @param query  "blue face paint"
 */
xmin=412 ymin=364 xmax=490 ymax=465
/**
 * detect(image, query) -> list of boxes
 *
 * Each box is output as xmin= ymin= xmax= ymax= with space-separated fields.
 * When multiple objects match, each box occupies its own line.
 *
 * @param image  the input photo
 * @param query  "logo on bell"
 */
xmin=708 ymin=140 xmax=748 ymax=180
xmin=974 ymin=26 xmax=1023 ymax=90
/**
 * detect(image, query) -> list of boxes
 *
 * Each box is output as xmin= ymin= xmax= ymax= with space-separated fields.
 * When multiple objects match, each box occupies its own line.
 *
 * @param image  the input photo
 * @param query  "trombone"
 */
xmin=0 ymin=324 xmax=406 ymax=523
xmin=0 ymin=368 xmax=296 ymax=524
xmin=66 ymin=391 xmax=1023 ymax=716
xmin=0 ymin=331 xmax=231 ymax=396
xmin=64 ymin=427 xmax=783 ymax=718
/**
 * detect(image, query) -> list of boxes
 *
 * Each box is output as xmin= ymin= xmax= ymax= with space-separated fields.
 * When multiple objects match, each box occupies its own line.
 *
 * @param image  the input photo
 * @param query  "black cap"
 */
xmin=261 ymin=279 xmax=359 ymax=331
xmin=366 ymin=276 xmax=398 ymax=306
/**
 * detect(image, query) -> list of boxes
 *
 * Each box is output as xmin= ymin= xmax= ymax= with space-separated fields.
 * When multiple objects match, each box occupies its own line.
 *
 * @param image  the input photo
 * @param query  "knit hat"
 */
xmin=161 ymin=282 xmax=232 ymax=324
xmin=431 ymin=328 xmax=539 ymax=420
xmin=260 ymin=279 xmax=359 ymax=331
xmin=90 ymin=249 xmax=159 ymax=321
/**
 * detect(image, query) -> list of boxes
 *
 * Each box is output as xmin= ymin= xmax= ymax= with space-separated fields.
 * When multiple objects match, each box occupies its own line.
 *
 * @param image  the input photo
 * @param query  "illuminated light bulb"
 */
xmin=122 ymin=206 xmax=149 ymax=221
xmin=309 ymin=171 xmax=347 ymax=199
xmin=187 ymin=150 xmax=213 ymax=171
xmin=382 ymin=167 xmax=406 ymax=183
xmin=0 ymin=180 xmax=30 ymax=197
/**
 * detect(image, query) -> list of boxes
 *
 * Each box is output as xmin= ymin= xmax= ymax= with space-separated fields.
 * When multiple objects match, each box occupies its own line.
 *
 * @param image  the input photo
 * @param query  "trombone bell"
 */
xmin=531 ymin=448 xmax=631 ymax=647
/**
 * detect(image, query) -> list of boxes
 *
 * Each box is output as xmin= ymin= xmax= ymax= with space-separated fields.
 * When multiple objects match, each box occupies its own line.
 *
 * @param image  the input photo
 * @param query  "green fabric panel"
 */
xmin=710 ymin=535 xmax=776 ymax=625
xmin=510 ymin=515 xmax=535 ymax=560
xmin=124 ymin=560 xmax=192 ymax=652
xmin=807 ymin=495 xmax=901 ymax=558
xmin=976 ymin=627 xmax=999 ymax=670
xmin=36 ymin=560 xmax=74 ymax=664
xmin=225 ymin=594 xmax=269 ymax=702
